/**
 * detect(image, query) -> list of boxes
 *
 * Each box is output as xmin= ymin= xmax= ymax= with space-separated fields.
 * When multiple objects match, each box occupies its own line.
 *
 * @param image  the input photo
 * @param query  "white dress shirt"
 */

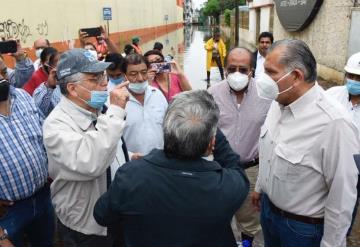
xmin=255 ymin=83 xmax=359 ymax=247
xmin=254 ymin=51 xmax=265 ymax=80
xmin=325 ymin=85 xmax=360 ymax=131
xmin=123 ymin=86 xmax=168 ymax=155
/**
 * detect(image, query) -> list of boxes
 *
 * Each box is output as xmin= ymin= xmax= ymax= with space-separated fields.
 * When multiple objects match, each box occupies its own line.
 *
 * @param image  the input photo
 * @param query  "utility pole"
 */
xmin=235 ymin=0 xmax=239 ymax=46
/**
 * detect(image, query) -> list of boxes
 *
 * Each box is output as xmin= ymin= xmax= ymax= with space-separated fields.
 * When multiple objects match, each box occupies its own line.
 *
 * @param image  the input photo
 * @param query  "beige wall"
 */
xmin=273 ymin=0 xmax=355 ymax=83
xmin=0 ymin=0 xmax=183 ymax=48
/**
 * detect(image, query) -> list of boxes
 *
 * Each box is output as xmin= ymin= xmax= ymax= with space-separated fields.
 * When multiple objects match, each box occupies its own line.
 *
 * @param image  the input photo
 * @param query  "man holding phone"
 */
xmin=0 ymin=40 xmax=34 ymax=88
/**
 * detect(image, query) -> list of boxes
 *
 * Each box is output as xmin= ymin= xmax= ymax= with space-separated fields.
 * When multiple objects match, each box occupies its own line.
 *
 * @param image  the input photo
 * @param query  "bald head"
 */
xmin=225 ymin=47 xmax=253 ymax=76
xmin=34 ymin=38 xmax=50 ymax=50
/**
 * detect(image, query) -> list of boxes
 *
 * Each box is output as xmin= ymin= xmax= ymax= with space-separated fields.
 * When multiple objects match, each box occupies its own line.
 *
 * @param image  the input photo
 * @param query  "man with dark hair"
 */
xmin=120 ymin=53 xmax=167 ymax=160
xmin=252 ymin=39 xmax=359 ymax=246
xmin=208 ymin=47 xmax=270 ymax=246
xmin=94 ymin=90 xmax=249 ymax=247
xmin=105 ymin=53 xmax=125 ymax=91
xmin=153 ymin=42 xmax=164 ymax=53
xmin=23 ymin=47 xmax=58 ymax=95
xmin=253 ymin=32 xmax=273 ymax=80
xmin=205 ymin=32 xmax=226 ymax=87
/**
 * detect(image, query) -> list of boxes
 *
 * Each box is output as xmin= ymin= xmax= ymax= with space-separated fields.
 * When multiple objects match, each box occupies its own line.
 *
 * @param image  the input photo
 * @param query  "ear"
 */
xmin=66 ymin=83 xmax=79 ymax=98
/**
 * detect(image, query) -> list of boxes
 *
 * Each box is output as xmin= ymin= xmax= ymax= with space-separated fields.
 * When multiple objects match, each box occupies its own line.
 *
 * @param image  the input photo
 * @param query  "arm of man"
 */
xmin=43 ymin=84 xmax=129 ymax=181
xmin=320 ymin=119 xmax=360 ymax=247
xmin=213 ymin=128 xmax=241 ymax=168
xmin=10 ymin=42 xmax=34 ymax=88
xmin=204 ymin=39 xmax=214 ymax=51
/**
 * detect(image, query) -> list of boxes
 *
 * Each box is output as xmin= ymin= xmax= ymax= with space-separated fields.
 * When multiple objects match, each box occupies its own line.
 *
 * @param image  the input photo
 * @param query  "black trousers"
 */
xmin=207 ymin=55 xmax=224 ymax=81
xmin=57 ymin=219 xmax=113 ymax=247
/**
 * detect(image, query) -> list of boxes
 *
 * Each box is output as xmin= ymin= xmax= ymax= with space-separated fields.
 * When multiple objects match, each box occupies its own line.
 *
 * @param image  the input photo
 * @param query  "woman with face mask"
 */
xmin=144 ymin=49 xmax=192 ymax=102
xmin=23 ymin=47 xmax=58 ymax=96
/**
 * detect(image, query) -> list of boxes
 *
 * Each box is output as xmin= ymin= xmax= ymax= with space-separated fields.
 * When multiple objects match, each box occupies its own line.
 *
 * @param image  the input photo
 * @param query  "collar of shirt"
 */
xmin=281 ymin=83 xmax=319 ymax=119
xmin=257 ymin=51 xmax=264 ymax=60
xmin=144 ymin=149 xmax=222 ymax=172
xmin=59 ymin=97 xmax=98 ymax=131
xmin=129 ymin=85 xmax=156 ymax=105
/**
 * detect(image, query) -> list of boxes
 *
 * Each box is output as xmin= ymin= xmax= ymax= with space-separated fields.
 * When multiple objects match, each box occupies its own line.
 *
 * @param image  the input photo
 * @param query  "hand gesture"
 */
xmin=251 ymin=191 xmax=261 ymax=212
xmin=110 ymin=81 xmax=130 ymax=109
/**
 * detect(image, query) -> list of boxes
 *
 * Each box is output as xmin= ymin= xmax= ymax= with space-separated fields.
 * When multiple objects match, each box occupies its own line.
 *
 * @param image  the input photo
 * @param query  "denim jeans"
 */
xmin=260 ymin=194 xmax=324 ymax=247
xmin=0 ymin=184 xmax=55 ymax=247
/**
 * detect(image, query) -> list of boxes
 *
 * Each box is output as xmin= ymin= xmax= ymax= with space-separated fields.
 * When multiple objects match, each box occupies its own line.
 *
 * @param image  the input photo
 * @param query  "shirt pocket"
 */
xmin=274 ymin=144 xmax=306 ymax=183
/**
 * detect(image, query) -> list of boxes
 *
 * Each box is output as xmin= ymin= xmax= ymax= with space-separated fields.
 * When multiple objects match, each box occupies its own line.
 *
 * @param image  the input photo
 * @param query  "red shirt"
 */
xmin=152 ymin=73 xmax=182 ymax=102
xmin=23 ymin=68 xmax=48 ymax=95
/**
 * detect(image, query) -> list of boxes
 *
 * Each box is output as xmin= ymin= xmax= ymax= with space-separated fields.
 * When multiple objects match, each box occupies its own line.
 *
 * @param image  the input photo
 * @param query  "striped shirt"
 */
xmin=33 ymin=83 xmax=62 ymax=117
xmin=0 ymin=87 xmax=48 ymax=200
xmin=208 ymin=79 xmax=271 ymax=162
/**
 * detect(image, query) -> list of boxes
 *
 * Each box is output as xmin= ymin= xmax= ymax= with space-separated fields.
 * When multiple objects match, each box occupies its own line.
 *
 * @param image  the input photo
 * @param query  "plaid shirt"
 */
xmin=33 ymin=83 xmax=61 ymax=117
xmin=0 ymin=87 xmax=48 ymax=200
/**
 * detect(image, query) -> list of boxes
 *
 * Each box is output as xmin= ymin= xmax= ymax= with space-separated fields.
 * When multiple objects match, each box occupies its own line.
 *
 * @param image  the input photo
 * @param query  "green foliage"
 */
xmin=203 ymin=0 xmax=221 ymax=17
xmin=219 ymin=0 xmax=246 ymax=12
xmin=224 ymin=9 xmax=231 ymax=26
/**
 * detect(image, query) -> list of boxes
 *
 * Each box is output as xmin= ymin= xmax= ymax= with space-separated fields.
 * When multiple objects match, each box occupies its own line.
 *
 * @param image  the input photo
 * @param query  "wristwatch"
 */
xmin=0 ymin=228 xmax=9 ymax=241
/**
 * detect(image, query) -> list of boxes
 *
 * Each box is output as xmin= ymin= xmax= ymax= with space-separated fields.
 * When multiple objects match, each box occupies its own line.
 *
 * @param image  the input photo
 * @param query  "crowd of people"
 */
xmin=0 ymin=26 xmax=359 ymax=247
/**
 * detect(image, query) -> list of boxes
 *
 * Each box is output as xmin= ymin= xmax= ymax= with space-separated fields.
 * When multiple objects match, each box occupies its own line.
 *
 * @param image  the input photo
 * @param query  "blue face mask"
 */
xmin=78 ymin=85 xmax=109 ymax=109
xmin=109 ymin=76 xmax=125 ymax=85
xmin=129 ymin=80 xmax=148 ymax=94
xmin=346 ymin=79 xmax=360 ymax=96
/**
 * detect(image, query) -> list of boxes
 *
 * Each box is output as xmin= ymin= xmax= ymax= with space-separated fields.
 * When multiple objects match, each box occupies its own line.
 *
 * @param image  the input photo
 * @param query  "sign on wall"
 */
xmin=274 ymin=0 xmax=323 ymax=32
xmin=103 ymin=7 xmax=112 ymax=21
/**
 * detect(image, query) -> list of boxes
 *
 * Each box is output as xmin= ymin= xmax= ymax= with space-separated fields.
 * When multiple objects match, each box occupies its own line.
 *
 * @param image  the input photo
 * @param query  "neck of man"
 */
xmin=259 ymin=50 xmax=266 ymax=57
xmin=66 ymin=95 xmax=97 ymax=114
xmin=232 ymin=87 xmax=247 ymax=104
xmin=283 ymin=81 xmax=315 ymax=106
xmin=350 ymin=94 xmax=360 ymax=106
xmin=0 ymin=98 xmax=10 ymax=116
xmin=131 ymin=91 xmax=145 ymax=105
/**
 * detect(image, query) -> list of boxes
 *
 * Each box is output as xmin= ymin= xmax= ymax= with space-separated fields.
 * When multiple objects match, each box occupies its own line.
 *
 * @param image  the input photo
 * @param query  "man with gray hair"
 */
xmin=94 ymin=90 xmax=249 ymax=247
xmin=43 ymin=48 xmax=129 ymax=246
xmin=252 ymin=39 xmax=359 ymax=246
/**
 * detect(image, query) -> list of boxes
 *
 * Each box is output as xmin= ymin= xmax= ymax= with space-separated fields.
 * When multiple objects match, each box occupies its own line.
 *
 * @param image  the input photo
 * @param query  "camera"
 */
xmin=150 ymin=62 xmax=172 ymax=73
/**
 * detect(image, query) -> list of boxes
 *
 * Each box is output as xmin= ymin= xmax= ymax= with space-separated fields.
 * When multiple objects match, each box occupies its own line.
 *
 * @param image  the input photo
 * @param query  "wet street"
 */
xmin=140 ymin=25 xmax=360 ymax=246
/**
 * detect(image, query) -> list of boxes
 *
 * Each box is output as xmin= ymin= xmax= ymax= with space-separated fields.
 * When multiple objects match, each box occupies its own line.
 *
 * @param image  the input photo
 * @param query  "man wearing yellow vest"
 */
xmin=205 ymin=32 xmax=226 ymax=87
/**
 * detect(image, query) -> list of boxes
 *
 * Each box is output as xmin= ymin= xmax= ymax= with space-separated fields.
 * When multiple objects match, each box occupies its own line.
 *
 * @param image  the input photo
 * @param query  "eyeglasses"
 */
xmin=81 ymin=73 xmax=107 ymax=84
xmin=226 ymin=66 xmax=250 ymax=74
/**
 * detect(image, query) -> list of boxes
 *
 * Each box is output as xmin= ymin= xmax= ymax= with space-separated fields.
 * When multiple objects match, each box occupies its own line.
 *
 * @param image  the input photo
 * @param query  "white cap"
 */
xmin=344 ymin=52 xmax=360 ymax=75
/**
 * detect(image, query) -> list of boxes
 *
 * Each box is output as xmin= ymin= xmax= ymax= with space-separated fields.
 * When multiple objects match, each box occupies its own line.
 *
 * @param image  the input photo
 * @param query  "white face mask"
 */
xmin=256 ymin=70 xmax=294 ymax=101
xmin=129 ymin=80 xmax=148 ymax=94
xmin=35 ymin=48 xmax=43 ymax=58
xmin=227 ymin=72 xmax=250 ymax=91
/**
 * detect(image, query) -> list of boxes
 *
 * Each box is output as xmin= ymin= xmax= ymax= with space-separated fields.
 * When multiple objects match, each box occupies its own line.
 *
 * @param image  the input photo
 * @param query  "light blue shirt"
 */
xmin=123 ymin=86 xmax=168 ymax=155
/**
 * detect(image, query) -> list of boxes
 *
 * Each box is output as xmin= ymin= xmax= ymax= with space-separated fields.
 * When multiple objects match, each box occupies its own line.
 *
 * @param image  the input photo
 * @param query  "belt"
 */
xmin=268 ymin=199 xmax=324 ymax=225
xmin=242 ymin=158 xmax=259 ymax=169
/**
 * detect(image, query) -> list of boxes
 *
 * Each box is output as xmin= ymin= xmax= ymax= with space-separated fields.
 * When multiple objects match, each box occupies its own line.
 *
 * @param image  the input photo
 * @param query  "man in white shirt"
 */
xmin=325 ymin=51 xmax=360 ymax=236
xmin=43 ymin=48 xmax=129 ymax=246
xmin=122 ymin=53 xmax=168 ymax=158
xmin=252 ymin=40 xmax=359 ymax=247
xmin=252 ymin=32 xmax=273 ymax=80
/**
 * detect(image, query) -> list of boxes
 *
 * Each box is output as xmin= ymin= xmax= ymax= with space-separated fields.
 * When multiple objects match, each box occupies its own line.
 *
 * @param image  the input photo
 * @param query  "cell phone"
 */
xmin=150 ymin=62 xmax=172 ymax=73
xmin=0 ymin=40 xmax=17 ymax=54
xmin=80 ymin=27 xmax=101 ymax=37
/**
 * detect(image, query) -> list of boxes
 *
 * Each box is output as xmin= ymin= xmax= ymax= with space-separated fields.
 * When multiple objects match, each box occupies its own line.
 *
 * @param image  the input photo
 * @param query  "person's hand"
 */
xmin=0 ymin=200 xmax=13 ymax=218
xmin=131 ymin=153 xmax=143 ymax=160
xmin=45 ymin=68 xmax=57 ymax=89
xmin=147 ymin=67 xmax=157 ymax=82
xmin=0 ymin=227 xmax=14 ymax=247
xmin=78 ymin=30 xmax=89 ymax=47
xmin=110 ymin=81 xmax=130 ymax=109
xmin=99 ymin=25 xmax=108 ymax=41
xmin=169 ymin=60 xmax=183 ymax=76
xmin=10 ymin=40 xmax=26 ymax=62
xmin=251 ymin=191 xmax=261 ymax=212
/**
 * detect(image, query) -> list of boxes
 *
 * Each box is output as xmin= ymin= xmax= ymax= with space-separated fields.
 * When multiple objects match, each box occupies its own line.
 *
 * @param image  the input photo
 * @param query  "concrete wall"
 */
xmin=273 ymin=0 xmax=356 ymax=83
xmin=0 ymin=0 xmax=183 ymax=63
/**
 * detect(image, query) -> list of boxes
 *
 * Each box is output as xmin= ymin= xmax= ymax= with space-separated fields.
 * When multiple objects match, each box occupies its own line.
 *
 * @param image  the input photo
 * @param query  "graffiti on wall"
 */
xmin=0 ymin=19 xmax=49 ymax=43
